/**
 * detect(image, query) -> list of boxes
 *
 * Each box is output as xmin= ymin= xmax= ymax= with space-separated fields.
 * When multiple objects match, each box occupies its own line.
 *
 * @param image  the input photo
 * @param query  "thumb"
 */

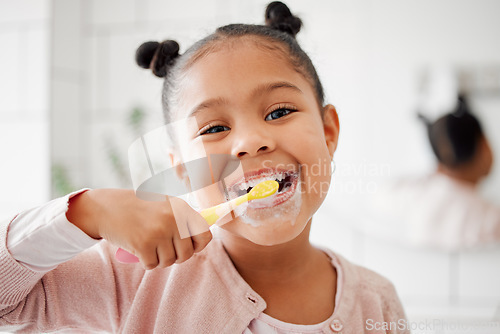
xmin=187 ymin=209 xmax=213 ymax=253
xmin=192 ymin=229 xmax=213 ymax=253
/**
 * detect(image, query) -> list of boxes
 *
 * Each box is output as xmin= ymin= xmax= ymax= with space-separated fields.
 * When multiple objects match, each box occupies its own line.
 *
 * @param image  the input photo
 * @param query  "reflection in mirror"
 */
xmin=368 ymin=92 xmax=500 ymax=251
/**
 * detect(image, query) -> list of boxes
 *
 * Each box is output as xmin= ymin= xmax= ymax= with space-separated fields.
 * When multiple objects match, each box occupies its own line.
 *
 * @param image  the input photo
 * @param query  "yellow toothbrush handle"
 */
xmin=200 ymin=194 xmax=249 ymax=226
xmin=200 ymin=206 xmax=221 ymax=225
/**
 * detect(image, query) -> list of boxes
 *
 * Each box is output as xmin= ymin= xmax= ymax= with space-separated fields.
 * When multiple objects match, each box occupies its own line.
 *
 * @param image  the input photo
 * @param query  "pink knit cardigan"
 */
xmin=0 ymin=220 xmax=409 ymax=333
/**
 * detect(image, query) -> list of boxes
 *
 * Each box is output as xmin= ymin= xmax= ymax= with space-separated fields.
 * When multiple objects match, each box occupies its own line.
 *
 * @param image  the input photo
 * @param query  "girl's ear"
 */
xmin=322 ymin=104 xmax=340 ymax=159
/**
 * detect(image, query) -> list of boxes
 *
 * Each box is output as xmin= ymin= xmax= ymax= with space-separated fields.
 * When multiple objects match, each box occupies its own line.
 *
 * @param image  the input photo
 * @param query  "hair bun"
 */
xmin=135 ymin=41 xmax=160 ymax=69
xmin=265 ymin=1 xmax=302 ymax=38
xmin=135 ymin=40 xmax=180 ymax=78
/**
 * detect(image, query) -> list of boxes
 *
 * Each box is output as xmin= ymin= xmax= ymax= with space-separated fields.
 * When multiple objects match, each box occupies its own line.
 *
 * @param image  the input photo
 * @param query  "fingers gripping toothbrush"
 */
xmin=115 ymin=180 xmax=279 ymax=263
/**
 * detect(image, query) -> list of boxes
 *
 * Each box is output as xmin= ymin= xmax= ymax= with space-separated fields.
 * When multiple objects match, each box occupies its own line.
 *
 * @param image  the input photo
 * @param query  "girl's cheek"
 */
xmin=190 ymin=183 xmax=226 ymax=209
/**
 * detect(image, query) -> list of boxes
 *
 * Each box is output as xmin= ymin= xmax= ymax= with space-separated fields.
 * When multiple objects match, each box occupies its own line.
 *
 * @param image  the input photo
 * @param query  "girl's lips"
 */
xmin=226 ymin=168 xmax=300 ymax=209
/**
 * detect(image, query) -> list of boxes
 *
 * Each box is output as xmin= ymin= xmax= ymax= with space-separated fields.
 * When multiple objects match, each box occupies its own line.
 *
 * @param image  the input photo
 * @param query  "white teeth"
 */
xmin=247 ymin=178 xmax=263 ymax=188
xmin=233 ymin=171 xmax=289 ymax=192
xmin=247 ymin=179 xmax=257 ymax=188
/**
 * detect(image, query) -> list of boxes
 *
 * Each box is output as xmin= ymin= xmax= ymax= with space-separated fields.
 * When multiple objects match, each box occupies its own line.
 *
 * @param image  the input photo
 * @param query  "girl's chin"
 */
xmin=216 ymin=181 xmax=306 ymax=245
xmin=219 ymin=216 xmax=307 ymax=246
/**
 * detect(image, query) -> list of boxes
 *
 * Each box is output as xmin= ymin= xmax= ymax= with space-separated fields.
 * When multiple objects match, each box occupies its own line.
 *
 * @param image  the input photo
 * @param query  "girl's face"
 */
xmin=174 ymin=39 xmax=339 ymax=245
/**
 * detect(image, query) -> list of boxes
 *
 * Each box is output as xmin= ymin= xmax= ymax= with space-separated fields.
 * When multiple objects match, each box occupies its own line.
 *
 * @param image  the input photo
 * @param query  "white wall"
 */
xmin=0 ymin=0 xmax=50 ymax=219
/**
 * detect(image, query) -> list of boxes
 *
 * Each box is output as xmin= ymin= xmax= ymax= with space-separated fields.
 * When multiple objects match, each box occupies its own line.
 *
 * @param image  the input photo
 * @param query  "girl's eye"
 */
xmin=200 ymin=125 xmax=230 ymax=135
xmin=265 ymin=108 xmax=296 ymax=121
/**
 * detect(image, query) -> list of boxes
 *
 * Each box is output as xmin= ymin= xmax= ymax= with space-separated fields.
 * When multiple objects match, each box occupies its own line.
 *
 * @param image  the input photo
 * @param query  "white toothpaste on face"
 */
xmin=235 ymin=178 xmax=302 ymax=227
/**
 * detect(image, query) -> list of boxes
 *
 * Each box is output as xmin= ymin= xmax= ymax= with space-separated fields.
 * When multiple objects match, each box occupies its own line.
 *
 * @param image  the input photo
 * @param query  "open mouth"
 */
xmin=227 ymin=169 xmax=299 ymax=207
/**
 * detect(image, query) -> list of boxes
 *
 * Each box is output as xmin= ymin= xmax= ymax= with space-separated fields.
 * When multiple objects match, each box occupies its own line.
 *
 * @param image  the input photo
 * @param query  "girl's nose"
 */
xmin=231 ymin=126 xmax=276 ymax=158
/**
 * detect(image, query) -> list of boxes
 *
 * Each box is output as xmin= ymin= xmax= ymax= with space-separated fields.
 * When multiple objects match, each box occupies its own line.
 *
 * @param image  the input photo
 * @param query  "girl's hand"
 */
xmin=66 ymin=189 xmax=212 ymax=270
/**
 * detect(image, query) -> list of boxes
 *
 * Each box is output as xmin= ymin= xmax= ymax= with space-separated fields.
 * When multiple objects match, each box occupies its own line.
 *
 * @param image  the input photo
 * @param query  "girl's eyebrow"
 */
xmin=188 ymin=96 xmax=229 ymax=118
xmin=250 ymin=81 xmax=303 ymax=98
xmin=188 ymin=81 xmax=302 ymax=118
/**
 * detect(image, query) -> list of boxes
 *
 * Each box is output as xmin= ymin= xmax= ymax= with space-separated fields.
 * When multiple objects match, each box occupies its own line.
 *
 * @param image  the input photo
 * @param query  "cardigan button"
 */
xmin=246 ymin=293 xmax=257 ymax=304
xmin=330 ymin=319 xmax=343 ymax=332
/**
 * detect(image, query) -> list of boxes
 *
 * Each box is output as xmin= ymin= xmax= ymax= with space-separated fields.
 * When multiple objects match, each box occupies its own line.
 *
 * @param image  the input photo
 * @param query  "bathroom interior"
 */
xmin=1 ymin=0 xmax=500 ymax=332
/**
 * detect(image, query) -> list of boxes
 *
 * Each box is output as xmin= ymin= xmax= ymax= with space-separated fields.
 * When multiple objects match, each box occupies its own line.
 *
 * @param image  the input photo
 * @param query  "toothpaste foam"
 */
xmin=235 ymin=180 xmax=302 ymax=227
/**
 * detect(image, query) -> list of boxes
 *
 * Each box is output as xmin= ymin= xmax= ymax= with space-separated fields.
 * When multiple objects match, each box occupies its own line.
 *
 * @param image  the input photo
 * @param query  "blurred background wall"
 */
xmin=0 ymin=0 xmax=50 ymax=216
xmin=1 ymin=0 xmax=500 ymax=332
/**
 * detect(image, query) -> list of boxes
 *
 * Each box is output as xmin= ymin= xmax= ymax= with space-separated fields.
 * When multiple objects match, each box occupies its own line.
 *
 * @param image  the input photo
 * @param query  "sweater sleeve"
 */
xmin=0 ymin=198 xmax=147 ymax=333
xmin=6 ymin=188 xmax=100 ymax=271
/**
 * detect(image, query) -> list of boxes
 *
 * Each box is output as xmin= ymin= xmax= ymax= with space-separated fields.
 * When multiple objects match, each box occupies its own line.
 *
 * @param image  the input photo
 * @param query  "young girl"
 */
xmin=1 ymin=2 xmax=409 ymax=333
xmin=371 ymin=94 xmax=499 ymax=251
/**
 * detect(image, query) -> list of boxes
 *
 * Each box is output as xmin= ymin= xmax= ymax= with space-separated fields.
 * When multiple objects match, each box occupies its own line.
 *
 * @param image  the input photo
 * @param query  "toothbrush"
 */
xmin=199 ymin=179 xmax=279 ymax=225
xmin=115 ymin=180 xmax=279 ymax=263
